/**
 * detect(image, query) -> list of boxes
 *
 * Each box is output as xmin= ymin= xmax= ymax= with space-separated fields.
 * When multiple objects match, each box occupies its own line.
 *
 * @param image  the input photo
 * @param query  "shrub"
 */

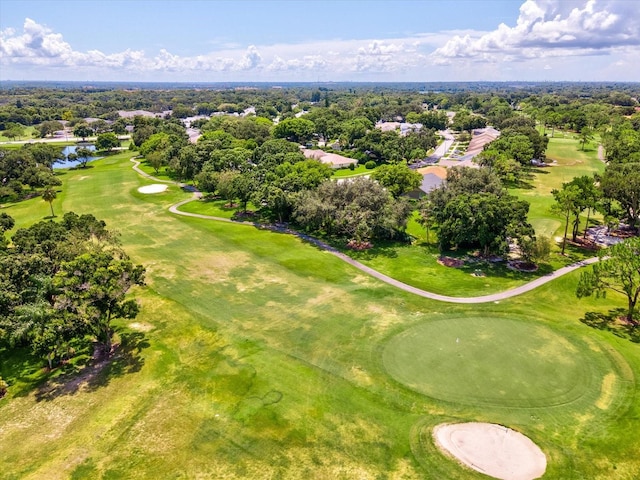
xmin=348 ymin=163 xmax=355 ymax=171
xmin=365 ymin=160 xmax=376 ymax=169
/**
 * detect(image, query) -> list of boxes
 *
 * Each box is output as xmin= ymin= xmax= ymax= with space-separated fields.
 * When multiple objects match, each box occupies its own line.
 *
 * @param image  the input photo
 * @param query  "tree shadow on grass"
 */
xmin=0 ymin=346 xmax=51 ymax=399
xmin=68 ymin=164 xmax=95 ymax=171
xmin=558 ymin=240 xmax=599 ymax=261
xmin=506 ymin=167 xmax=551 ymax=190
xmin=35 ymin=330 xmax=149 ymax=402
xmin=580 ymin=309 xmax=640 ymax=343
xmin=349 ymin=242 xmax=400 ymax=260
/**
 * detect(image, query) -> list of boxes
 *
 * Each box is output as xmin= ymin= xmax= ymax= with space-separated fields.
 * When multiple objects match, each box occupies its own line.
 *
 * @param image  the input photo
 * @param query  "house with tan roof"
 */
xmin=407 ymin=165 xmax=448 ymax=198
xmin=302 ymin=149 xmax=358 ymax=169
xmin=464 ymin=127 xmax=501 ymax=158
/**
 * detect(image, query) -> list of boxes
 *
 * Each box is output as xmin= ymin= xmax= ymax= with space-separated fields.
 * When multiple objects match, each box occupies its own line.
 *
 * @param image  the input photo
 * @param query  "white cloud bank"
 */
xmin=0 ymin=17 xmax=432 ymax=79
xmin=1 ymin=1 xmax=639 ymax=81
xmin=433 ymin=0 xmax=640 ymax=64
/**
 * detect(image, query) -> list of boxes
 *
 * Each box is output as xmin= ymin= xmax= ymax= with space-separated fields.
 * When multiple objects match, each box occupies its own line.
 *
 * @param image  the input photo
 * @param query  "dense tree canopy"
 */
xmin=577 ymin=237 xmax=640 ymax=325
xmin=422 ymin=168 xmax=533 ymax=255
xmin=0 ymin=213 xmax=145 ymax=367
xmin=294 ymin=177 xmax=412 ymax=242
xmin=371 ymin=163 xmax=422 ymax=198
xmin=272 ymin=117 xmax=315 ymax=143
xmin=95 ymin=132 xmax=120 ymax=152
xmin=599 ymin=163 xmax=640 ymax=234
xmin=0 ymin=144 xmax=62 ymax=201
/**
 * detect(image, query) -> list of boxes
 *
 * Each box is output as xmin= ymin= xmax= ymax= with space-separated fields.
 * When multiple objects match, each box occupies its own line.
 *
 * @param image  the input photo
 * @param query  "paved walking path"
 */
xmin=133 ymin=158 xmax=599 ymax=304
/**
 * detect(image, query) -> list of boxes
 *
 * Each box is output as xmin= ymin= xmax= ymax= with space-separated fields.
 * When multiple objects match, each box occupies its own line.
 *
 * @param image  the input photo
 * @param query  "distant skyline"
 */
xmin=1 ymin=0 xmax=639 ymax=83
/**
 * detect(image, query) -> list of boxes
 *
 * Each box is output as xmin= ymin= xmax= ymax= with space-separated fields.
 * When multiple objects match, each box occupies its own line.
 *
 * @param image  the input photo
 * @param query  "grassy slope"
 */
xmin=0 ymin=152 xmax=639 ymax=479
xmin=513 ymin=133 xmax=605 ymax=240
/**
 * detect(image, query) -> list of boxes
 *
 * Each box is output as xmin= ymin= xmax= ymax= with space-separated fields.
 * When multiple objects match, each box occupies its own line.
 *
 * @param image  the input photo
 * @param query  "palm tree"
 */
xmin=42 ymin=187 xmax=57 ymax=217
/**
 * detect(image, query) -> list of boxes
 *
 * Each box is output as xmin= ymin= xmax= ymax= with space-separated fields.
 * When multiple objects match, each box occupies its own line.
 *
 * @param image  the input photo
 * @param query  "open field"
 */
xmin=1 ymin=151 xmax=639 ymax=479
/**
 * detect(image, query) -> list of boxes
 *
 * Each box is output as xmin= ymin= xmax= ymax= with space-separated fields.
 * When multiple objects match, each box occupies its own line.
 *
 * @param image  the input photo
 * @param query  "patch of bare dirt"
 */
xmin=36 ymin=347 xmax=115 ymax=400
xmin=438 ymin=256 xmax=464 ymax=268
xmin=507 ymin=260 xmax=539 ymax=272
xmin=346 ymin=239 xmax=373 ymax=250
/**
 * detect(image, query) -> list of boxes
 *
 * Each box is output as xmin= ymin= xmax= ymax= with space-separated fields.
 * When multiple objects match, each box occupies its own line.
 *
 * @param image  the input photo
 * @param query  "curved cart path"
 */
xmin=133 ymin=158 xmax=599 ymax=304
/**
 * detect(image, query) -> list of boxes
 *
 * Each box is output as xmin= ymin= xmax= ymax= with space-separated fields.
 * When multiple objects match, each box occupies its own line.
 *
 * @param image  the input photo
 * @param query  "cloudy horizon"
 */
xmin=1 ymin=0 xmax=639 ymax=83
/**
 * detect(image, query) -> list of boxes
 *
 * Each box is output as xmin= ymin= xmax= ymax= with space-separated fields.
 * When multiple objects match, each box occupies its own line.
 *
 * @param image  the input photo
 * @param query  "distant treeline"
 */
xmin=0 ymin=82 xmax=638 ymax=129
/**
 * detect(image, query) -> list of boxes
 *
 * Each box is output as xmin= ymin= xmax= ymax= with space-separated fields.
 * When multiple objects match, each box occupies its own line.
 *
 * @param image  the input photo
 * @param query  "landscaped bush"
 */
xmin=365 ymin=160 xmax=376 ymax=169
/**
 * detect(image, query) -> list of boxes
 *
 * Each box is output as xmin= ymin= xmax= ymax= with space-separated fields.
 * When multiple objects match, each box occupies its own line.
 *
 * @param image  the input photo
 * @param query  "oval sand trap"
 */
xmin=434 ymin=423 xmax=546 ymax=480
xmin=138 ymin=184 xmax=168 ymax=194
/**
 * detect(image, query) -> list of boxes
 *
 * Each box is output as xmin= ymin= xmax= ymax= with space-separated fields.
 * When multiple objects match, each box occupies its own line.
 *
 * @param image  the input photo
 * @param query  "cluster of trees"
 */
xmin=2 ymin=122 xmax=27 ymax=140
xmin=522 ymin=97 xmax=634 ymax=135
xmin=0 ymin=144 xmax=63 ymax=201
xmin=0 ymin=212 xmax=145 ymax=369
xmin=552 ymin=176 xmax=600 ymax=254
xmin=133 ymin=109 xmax=424 ymax=242
xmin=404 ymin=110 xmax=449 ymax=130
xmin=549 ymin=114 xmax=640 ymax=246
xmin=420 ymin=168 xmax=536 ymax=257
xmin=355 ymin=128 xmax=438 ymax=163
xmin=35 ymin=120 xmax=64 ymax=138
xmin=450 ymin=110 xmax=487 ymax=132
xmin=370 ymin=163 xmax=422 ymax=198
xmin=578 ymin=236 xmax=640 ymax=325
xmin=602 ymin=117 xmax=640 ymax=164
xmin=476 ymin=117 xmax=549 ymax=183
xmin=294 ymin=177 xmax=413 ymax=242
xmin=552 ymin=114 xmax=639 ymax=253
xmin=200 ymin=115 xmax=272 ymax=145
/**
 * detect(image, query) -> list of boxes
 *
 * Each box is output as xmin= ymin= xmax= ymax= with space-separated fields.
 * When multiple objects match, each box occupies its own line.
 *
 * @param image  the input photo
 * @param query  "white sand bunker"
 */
xmin=138 ymin=184 xmax=168 ymax=194
xmin=434 ymin=423 xmax=546 ymax=480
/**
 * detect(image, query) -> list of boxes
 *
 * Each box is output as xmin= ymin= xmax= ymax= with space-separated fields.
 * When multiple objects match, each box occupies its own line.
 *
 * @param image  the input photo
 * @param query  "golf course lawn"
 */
xmin=514 ymin=134 xmax=605 ymax=240
xmin=383 ymin=315 xmax=611 ymax=407
xmin=1 ymin=151 xmax=639 ymax=479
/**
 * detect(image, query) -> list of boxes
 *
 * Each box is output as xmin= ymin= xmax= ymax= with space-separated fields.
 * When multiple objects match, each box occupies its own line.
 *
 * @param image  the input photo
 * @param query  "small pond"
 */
xmin=55 ymin=144 xmax=102 ymax=169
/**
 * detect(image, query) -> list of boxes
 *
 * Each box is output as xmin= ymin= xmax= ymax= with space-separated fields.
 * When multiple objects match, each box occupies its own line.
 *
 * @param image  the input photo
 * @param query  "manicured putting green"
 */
xmin=383 ymin=317 xmax=596 ymax=407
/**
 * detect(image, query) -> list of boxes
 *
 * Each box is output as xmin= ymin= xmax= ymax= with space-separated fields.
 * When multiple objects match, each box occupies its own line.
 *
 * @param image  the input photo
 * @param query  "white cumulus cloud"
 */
xmin=0 ymin=18 xmax=436 ymax=79
xmin=0 ymin=18 xmax=266 ymax=74
xmin=432 ymin=0 xmax=640 ymax=64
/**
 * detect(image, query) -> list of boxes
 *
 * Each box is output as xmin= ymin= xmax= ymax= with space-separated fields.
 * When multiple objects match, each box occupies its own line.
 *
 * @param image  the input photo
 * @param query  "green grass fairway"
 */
xmin=383 ymin=316 xmax=603 ymax=407
xmin=1 ymin=152 xmax=640 ymax=479
xmin=178 ymin=197 xmax=259 ymax=219
xmin=513 ymin=135 xmax=605 ymax=242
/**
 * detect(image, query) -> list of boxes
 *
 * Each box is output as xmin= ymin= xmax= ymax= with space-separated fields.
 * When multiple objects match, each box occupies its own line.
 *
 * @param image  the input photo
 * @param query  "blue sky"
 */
xmin=1 ymin=0 xmax=639 ymax=82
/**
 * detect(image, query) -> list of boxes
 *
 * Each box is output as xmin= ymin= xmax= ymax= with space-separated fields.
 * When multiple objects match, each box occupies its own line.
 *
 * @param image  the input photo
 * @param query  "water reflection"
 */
xmin=56 ymin=144 xmax=101 ymax=169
